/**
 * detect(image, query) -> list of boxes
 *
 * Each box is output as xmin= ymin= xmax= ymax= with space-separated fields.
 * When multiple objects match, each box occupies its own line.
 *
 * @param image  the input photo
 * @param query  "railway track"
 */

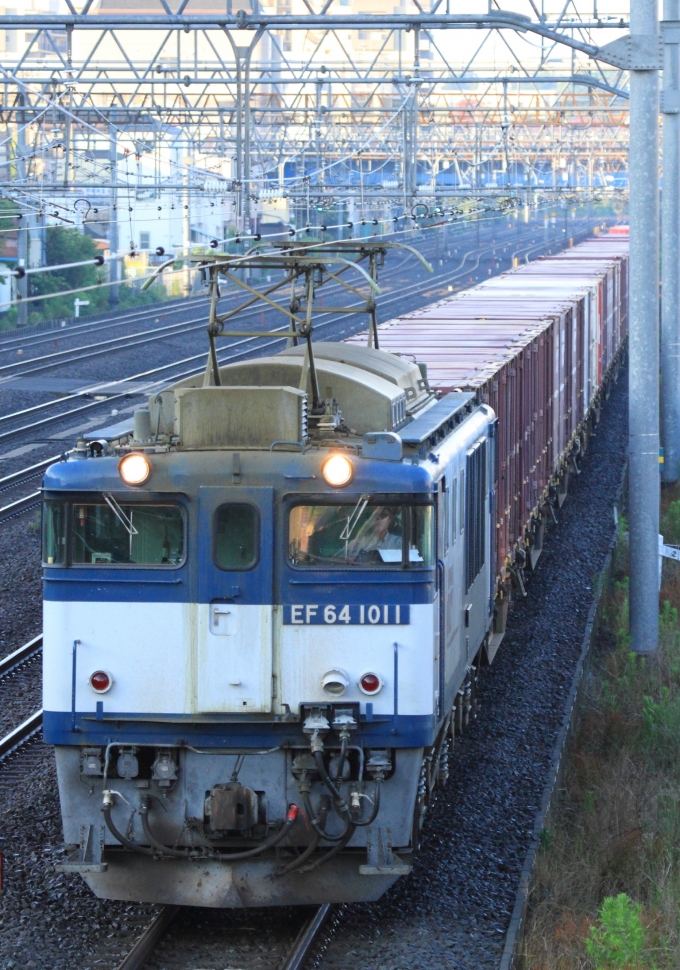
xmin=0 ymin=456 xmax=62 ymax=523
xmin=0 ymin=633 xmax=42 ymax=677
xmin=0 ymin=635 xmax=44 ymax=758
xmin=112 ymin=902 xmax=332 ymax=970
xmin=0 ymin=294 xmax=207 ymax=353
xmin=0 ymin=709 xmax=43 ymax=760
xmin=0 ymin=226 xmax=471 ymax=382
xmin=0 ymin=221 xmax=592 ymax=465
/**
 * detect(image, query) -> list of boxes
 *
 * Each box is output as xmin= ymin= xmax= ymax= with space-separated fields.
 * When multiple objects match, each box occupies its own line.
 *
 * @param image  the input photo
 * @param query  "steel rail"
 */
xmin=0 ymin=236 xmax=494 ymax=439
xmin=0 ymin=211 xmax=528 ymax=372
xmin=0 ymin=635 xmax=43 ymax=679
xmin=0 ymin=490 xmax=41 ymax=523
xmin=0 ymin=293 xmax=209 ymax=352
xmin=0 ymin=282 xmax=272 ymax=355
xmin=113 ymin=903 xmax=330 ymax=970
xmin=0 ymin=246 xmax=417 ymax=388
xmin=281 ymin=904 xmax=333 ymax=970
xmin=0 ymin=455 xmax=61 ymax=491
xmin=1 ymin=220 xmax=477 ymax=378
xmin=0 ymin=310 xmax=218 ymax=379
xmin=114 ymin=907 xmax=181 ymax=970
xmin=0 ymin=212 xmax=538 ymax=390
xmin=0 ymin=710 xmax=42 ymax=760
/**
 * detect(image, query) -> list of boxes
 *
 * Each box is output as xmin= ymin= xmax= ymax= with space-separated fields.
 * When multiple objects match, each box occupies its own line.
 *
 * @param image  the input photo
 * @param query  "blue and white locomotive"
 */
xmin=43 ymin=340 xmax=495 ymax=907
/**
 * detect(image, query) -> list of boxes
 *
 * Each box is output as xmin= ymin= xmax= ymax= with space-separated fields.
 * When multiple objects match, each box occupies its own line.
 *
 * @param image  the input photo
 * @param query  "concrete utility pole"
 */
xmin=661 ymin=0 xmax=680 ymax=482
xmin=629 ymin=0 xmax=661 ymax=653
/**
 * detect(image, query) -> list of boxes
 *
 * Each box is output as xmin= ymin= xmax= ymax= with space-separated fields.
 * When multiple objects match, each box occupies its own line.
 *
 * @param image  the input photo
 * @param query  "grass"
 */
xmin=519 ymin=488 xmax=680 ymax=970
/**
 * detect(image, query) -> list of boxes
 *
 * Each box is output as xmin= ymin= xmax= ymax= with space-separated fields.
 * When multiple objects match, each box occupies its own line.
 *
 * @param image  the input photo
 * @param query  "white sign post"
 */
xmin=74 ymin=298 xmax=90 ymax=318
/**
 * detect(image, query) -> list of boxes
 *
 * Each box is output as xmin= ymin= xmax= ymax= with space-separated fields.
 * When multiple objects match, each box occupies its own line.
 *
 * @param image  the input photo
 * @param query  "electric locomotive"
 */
xmin=43 ymin=340 xmax=495 ymax=907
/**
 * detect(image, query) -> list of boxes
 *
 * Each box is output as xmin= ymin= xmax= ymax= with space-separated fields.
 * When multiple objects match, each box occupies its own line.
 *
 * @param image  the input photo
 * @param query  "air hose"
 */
xmin=102 ymin=793 xmax=154 ymax=857
xmin=104 ymin=790 xmax=301 ymax=862
xmin=298 ymin=821 xmax=357 ymax=874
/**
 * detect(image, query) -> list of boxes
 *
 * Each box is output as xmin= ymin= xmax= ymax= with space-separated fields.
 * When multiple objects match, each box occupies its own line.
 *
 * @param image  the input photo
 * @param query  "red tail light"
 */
xmin=359 ymin=673 xmax=382 ymax=695
xmin=89 ymin=670 xmax=112 ymax=693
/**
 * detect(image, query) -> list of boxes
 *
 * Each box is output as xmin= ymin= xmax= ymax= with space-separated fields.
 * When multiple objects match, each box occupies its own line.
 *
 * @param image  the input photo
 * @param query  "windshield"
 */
xmin=72 ymin=502 xmax=184 ymax=565
xmin=42 ymin=498 xmax=185 ymax=566
xmin=289 ymin=503 xmax=434 ymax=568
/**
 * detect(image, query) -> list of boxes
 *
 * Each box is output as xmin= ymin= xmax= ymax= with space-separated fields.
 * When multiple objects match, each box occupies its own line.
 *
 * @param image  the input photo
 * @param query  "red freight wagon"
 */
xmin=347 ymin=233 xmax=629 ymax=638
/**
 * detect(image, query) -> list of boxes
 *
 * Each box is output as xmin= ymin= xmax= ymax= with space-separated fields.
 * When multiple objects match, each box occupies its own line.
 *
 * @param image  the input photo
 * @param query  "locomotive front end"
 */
xmin=43 ymin=342 xmax=495 ymax=907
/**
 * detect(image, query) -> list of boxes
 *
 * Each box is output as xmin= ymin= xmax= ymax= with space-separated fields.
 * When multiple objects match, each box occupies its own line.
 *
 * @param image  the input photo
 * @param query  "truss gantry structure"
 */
xmin=1 ymin=0 xmax=631 ymax=232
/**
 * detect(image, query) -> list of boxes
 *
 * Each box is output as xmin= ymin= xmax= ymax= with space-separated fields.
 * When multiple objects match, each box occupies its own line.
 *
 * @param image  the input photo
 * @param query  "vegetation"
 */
xmin=0 ymin=224 xmax=168 ymax=331
xmin=520 ymin=490 xmax=680 ymax=970
xmin=26 ymin=225 xmax=109 ymax=324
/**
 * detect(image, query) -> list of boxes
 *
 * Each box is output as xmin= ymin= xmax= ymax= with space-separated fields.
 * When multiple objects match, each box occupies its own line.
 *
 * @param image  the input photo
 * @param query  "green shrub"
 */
xmin=586 ymin=894 xmax=653 ymax=970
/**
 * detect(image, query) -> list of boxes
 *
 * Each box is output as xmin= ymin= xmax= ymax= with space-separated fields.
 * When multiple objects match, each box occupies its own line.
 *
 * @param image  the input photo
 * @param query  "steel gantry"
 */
xmin=0 ymin=1 xmax=633 ymax=218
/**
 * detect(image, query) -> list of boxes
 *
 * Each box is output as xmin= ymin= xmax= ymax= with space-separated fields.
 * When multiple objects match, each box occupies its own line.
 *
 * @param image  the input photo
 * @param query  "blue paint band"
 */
xmin=42 ymin=709 xmax=437 ymax=749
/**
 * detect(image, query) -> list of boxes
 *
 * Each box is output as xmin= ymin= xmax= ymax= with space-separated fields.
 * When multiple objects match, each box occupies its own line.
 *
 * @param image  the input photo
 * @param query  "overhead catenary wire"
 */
xmin=0 ymin=199 xmax=564 ymax=313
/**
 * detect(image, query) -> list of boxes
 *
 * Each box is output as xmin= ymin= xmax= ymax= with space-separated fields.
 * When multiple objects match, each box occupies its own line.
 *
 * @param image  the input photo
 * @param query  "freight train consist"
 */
xmin=43 ymin=230 xmax=628 ymax=907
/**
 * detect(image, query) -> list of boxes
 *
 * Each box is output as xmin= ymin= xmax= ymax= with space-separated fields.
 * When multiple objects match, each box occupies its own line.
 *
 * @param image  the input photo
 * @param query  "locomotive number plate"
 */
xmin=283 ymin=604 xmax=409 ymax=625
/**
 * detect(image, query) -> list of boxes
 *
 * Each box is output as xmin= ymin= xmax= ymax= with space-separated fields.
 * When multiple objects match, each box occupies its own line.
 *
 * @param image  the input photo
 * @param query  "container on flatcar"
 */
xmin=348 ymin=232 xmax=629 ymax=637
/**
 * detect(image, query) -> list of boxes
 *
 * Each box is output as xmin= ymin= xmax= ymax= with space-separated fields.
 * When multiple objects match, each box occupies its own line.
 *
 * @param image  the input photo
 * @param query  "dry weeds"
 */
xmin=519 ymin=490 xmax=680 ymax=970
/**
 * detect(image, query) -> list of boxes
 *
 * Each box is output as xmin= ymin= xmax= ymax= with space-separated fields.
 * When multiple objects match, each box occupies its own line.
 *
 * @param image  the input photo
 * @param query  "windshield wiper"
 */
xmin=103 ymin=493 xmax=138 ymax=536
xmin=340 ymin=494 xmax=370 ymax=542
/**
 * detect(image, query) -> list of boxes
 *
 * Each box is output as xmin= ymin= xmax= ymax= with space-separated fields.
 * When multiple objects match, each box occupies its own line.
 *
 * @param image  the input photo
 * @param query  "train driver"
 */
xmin=350 ymin=506 xmax=402 ymax=557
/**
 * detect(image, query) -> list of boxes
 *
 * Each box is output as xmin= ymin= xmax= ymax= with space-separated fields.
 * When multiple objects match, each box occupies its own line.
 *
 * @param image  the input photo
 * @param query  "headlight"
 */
xmin=322 ymin=668 xmax=350 ymax=696
xmin=119 ymin=452 xmax=151 ymax=486
xmin=322 ymin=453 xmax=353 ymax=487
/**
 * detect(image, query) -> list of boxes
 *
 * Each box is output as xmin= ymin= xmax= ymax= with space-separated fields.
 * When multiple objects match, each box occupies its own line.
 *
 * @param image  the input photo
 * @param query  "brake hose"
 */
xmin=139 ymin=799 xmax=203 ymax=858
xmin=102 ymin=801 xmax=154 ymax=857
xmin=298 ymin=821 xmax=357 ymax=873
xmin=210 ymin=805 xmax=302 ymax=860
xmin=300 ymin=789 xmax=351 ymax=844
xmin=313 ymin=750 xmax=352 ymax=823
xmin=275 ymin=827 xmax=322 ymax=876
xmin=105 ymin=791 xmax=301 ymax=861
xmin=330 ymin=736 xmax=349 ymax=782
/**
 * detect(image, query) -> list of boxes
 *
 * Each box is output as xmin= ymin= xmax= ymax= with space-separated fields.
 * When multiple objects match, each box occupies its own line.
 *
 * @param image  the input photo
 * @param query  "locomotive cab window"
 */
xmin=214 ymin=503 xmax=258 ymax=570
xmin=43 ymin=499 xmax=67 ymax=565
xmin=71 ymin=501 xmax=184 ymax=566
xmin=289 ymin=502 xmax=433 ymax=568
xmin=43 ymin=499 xmax=186 ymax=566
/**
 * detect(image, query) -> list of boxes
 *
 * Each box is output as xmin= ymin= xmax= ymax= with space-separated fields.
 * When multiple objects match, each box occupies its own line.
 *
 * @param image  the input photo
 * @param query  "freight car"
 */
xmin=43 ymin=231 xmax=628 ymax=908
xmin=349 ymin=231 xmax=629 ymax=641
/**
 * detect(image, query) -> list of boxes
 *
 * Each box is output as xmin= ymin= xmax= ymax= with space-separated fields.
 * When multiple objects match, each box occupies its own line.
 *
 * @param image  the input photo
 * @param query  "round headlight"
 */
xmin=322 ymin=668 xmax=350 ymax=696
xmin=322 ymin=453 xmax=353 ymax=487
xmin=119 ymin=452 xmax=150 ymax=486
